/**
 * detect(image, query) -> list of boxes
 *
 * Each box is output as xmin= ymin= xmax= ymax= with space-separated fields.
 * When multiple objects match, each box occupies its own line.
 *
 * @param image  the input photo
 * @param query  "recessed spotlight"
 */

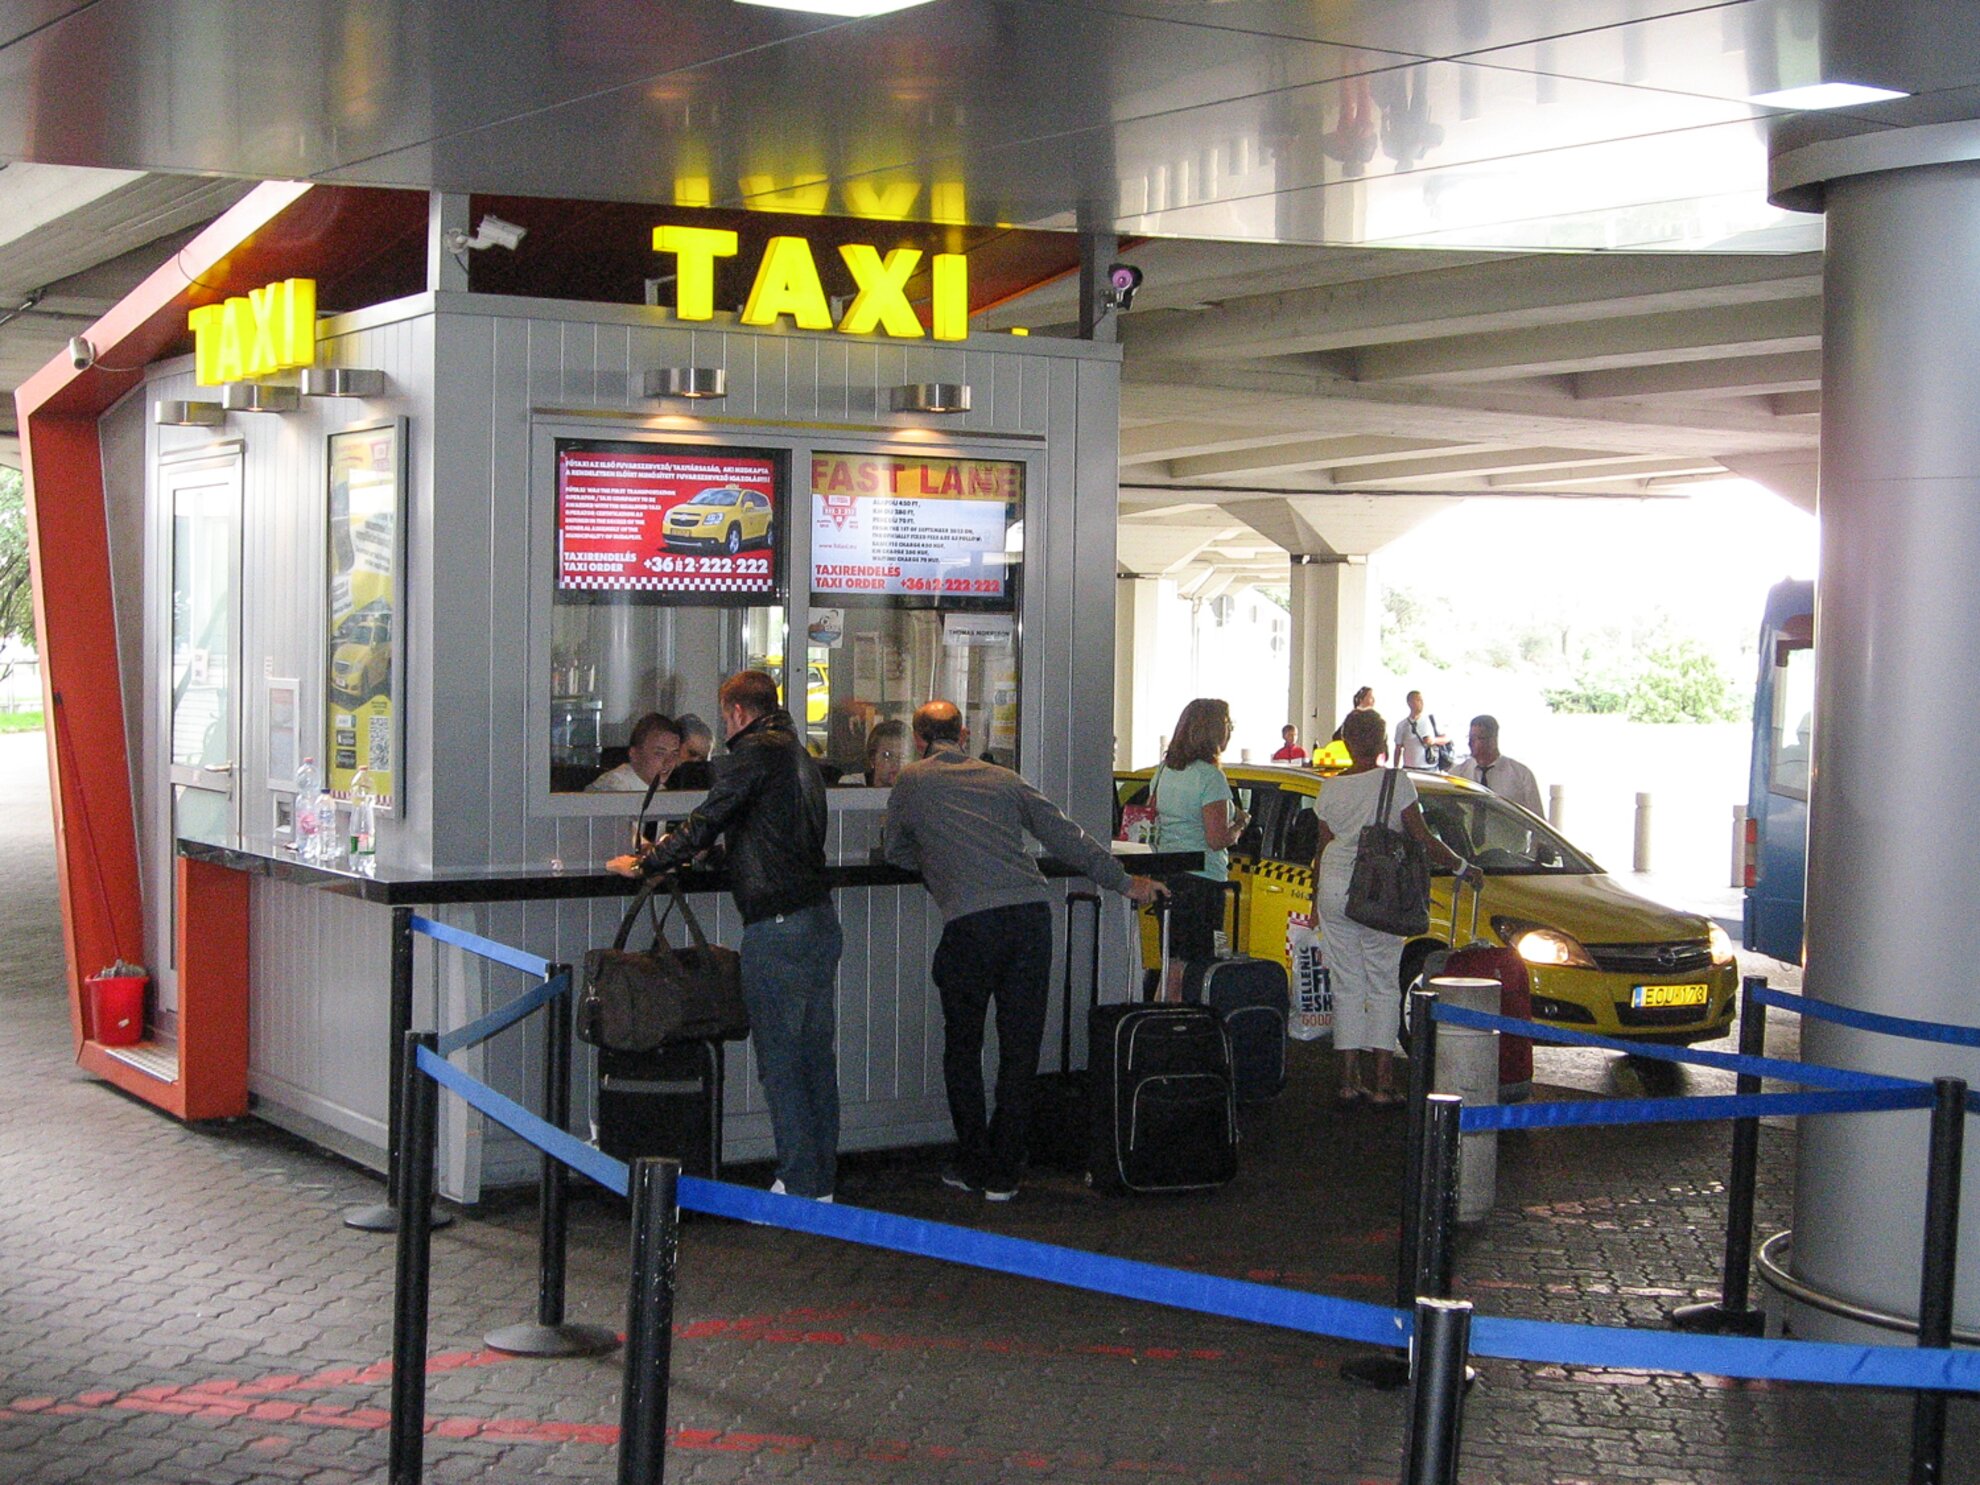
xmin=735 ymin=0 xmax=934 ymax=14
xmin=1751 ymin=82 xmax=1910 ymax=111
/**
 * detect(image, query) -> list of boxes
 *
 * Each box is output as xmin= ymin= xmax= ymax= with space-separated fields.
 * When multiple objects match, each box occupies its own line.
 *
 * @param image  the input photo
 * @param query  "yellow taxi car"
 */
xmin=662 ymin=485 xmax=775 ymax=556
xmin=329 ymin=602 xmax=392 ymax=703
xmin=1116 ymin=763 xmax=1737 ymax=1044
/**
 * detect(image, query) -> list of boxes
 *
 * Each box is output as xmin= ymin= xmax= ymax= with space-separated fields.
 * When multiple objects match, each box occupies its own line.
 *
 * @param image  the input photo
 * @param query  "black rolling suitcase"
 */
xmin=1181 ymin=955 xmax=1289 ymax=1104
xmin=1088 ymin=901 xmax=1238 ymax=1194
xmin=1027 ymin=890 xmax=1103 ymax=1172
xmin=594 ymin=1037 xmax=724 ymax=1179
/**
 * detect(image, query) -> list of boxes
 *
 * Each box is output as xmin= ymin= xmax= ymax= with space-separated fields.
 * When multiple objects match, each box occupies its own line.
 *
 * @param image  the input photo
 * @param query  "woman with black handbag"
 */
xmin=1312 ymin=709 xmax=1479 ymax=1108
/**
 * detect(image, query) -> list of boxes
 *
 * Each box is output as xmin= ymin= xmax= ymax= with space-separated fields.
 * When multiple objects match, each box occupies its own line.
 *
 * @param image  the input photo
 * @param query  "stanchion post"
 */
xmin=1401 ymin=1297 xmax=1474 ymax=1485
xmin=1909 ymin=1076 xmax=1966 ymax=1485
xmin=619 ymin=1157 xmax=682 ymax=1485
xmin=486 ymin=968 xmax=618 ymax=1359
xmin=1672 ymin=974 xmax=1768 ymax=1335
xmin=388 ymin=1031 xmax=439 ymax=1485
xmin=349 ymin=908 xmax=450 ymax=1234
xmin=1416 ymin=1094 xmax=1463 ymax=1303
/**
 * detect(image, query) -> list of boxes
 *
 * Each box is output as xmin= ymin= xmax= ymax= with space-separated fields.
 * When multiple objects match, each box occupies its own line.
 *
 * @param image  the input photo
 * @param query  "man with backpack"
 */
xmin=1394 ymin=691 xmax=1454 ymax=771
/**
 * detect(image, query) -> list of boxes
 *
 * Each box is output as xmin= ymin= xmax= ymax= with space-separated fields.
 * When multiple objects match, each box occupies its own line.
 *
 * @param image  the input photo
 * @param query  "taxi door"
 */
xmin=1250 ymin=787 xmax=1318 ymax=976
xmin=1224 ymin=781 xmax=1273 ymax=956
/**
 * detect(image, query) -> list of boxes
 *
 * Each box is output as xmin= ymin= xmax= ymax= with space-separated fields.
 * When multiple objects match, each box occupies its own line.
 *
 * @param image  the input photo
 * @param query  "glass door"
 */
xmin=165 ymin=453 xmax=242 ymax=846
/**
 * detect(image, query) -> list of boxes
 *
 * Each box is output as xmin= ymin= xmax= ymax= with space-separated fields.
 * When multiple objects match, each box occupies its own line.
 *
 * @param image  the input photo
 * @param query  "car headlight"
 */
xmin=1492 ymin=915 xmax=1598 ymax=969
xmin=1708 ymin=922 xmax=1735 ymax=965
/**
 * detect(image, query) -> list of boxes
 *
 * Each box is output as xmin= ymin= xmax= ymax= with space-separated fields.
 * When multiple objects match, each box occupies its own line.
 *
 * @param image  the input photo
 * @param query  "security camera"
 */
xmin=1106 ymin=262 xmax=1143 ymax=312
xmin=473 ymin=214 xmax=526 ymax=251
xmin=68 ymin=335 xmax=95 ymax=371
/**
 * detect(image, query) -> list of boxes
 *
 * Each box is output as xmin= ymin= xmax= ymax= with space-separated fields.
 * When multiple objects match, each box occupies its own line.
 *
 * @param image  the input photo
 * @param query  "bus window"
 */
xmin=1770 ymin=634 xmax=1814 ymax=802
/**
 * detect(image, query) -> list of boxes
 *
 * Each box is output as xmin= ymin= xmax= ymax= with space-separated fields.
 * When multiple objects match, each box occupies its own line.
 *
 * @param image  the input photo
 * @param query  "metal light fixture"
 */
xmin=154 ymin=399 xmax=226 ymax=427
xmin=889 ymin=381 xmax=971 ymax=414
xmin=643 ymin=366 xmax=727 ymax=400
xmin=300 ymin=367 xmax=386 ymax=398
xmin=220 ymin=382 xmax=300 ymax=413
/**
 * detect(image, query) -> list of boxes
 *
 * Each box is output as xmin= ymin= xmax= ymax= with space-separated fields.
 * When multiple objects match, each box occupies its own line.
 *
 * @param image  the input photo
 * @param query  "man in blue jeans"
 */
xmin=609 ymin=671 xmax=841 ymax=1200
xmin=884 ymin=701 xmax=1164 ymax=1200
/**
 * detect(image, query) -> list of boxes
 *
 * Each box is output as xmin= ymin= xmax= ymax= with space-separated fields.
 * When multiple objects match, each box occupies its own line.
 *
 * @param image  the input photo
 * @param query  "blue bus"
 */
xmin=1742 ymin=578 xmax=1814 ymax=964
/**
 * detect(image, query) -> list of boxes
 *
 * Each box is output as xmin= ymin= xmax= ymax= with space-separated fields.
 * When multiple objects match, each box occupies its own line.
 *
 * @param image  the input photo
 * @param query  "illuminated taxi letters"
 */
xmin=843 ymin=179 xmax=921 ymax=221
xmin=651 ymin=228 xmax=970 ymax=340
xmin=836 ymin=245 xmax=925 ymax=338
xmin=188 ymin=277 xmax=317 ymax=386
xmin=651 ymin=225 xmax=739 ymax=321
xmin=739 ymin=236 xmax=835 ymax=331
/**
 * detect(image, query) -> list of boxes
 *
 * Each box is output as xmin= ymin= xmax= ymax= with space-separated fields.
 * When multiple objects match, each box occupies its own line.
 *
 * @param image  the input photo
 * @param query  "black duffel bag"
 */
xmin=578 ymin=875 xmax=749 ymax=1051
xmin=1344 ymin=763 xmax=1431 ymax=938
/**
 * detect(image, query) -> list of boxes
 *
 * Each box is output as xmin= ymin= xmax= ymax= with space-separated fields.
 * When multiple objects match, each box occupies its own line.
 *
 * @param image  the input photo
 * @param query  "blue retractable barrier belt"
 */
xmin=1460 ymin=1083 xmax=1932 ymax=1132
xmin=413 ymin=1050 xmax=1980 ymax=1393
xmin=1751 ymin=984 xmax=1980 ymax=1050
xmin=409 ymin=914 xmax=552 ymax=980
xmin=416 ymin=1045 xmax=628 ymax=1195
xmin=1430 ymin=1003 xmax=1923 ymax=1091
xmin=435 ymin=970 xmax=570 ymax=1057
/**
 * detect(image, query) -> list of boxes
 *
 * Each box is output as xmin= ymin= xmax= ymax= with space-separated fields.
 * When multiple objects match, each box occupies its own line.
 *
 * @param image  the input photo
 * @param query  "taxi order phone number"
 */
xmin=898 ymin=577 xmax=1002 ymax=594
xmin=645 ymin=554 xmax=769 ymax=575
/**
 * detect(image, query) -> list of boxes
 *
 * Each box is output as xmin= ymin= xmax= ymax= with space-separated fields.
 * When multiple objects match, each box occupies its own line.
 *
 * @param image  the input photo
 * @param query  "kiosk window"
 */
xmin=806 ymin=452 xmax=1023 ymax=777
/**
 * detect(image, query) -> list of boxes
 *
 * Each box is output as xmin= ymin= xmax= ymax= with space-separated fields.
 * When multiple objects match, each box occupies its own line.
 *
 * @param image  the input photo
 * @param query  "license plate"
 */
xmin=1632 ymin=983 xmax=1709 ymax=1009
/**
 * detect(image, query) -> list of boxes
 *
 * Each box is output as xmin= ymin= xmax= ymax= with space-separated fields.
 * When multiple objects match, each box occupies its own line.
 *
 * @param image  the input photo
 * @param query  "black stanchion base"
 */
xmin=1669 ymin=1300 xmax=1766 ymax=1336
xmin=342 ymin=1202 xmax=455 ymax=1233
xmin=484 ymin=1322 xmax=621 ymax=1358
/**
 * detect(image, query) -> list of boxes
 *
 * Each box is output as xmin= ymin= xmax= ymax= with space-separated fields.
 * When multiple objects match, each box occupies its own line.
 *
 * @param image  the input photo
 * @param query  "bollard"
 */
xmin=348 ymin=907 xmax=451 ymax=1234
xmin=1342 ymin=988 xmax=1437 ymax=1389
xmin=488 ymin=969 xmax=619 ymax=1358
xmin=619 ymin=1157 xmax=682 ymax=1485
xmin=1909 ymin=1077 xmax=1966 ymax=1485
xmin=388 ymin=1032 xmax=439 ymax=1485
xmin=1632 ymin=792 xmax=1653 ymax=873
xmin=1672 ymin=975 xmax=1767 ymax=1334
xmin=1428 ymin=977 xmax=1499 ymax=1224
xmin=1415 ymin=1094 xmax=1463 ymax=1302
xmin=1729 ymin=805 xmax=1748 ymax=889
xmin=1547 ymin=783 xmax=1565 ymax=831
xmin=1402 ymin=1298 xmax=1474 ymax=1485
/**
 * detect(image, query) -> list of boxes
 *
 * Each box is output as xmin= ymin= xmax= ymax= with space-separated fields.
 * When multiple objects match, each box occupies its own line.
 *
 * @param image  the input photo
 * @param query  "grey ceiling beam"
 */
xmin=1327 ymin=447 xmax=1627 ymax=485
xmin=1120 ymin=251 xmax=1823 ymax=362
xmin=1486 ymin=457 xmax=1726 ymax=488
xmin=1572 ymin=349 xmax=1825 ymax=401
xmin=1347 ymin=296 xmax=1825 ymax=384
xmin=1165 ymin=435 xmax=1462 ymax=482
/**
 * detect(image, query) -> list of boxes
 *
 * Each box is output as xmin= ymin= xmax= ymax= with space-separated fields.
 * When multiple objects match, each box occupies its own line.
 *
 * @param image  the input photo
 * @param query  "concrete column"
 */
xmin=1772 ymin=130 xmax=1980 ymax=1340
xmin=1287 ymin=554 xmax=1371 ymax=748
xmin=1113 ymin=576 xmax=1163 ymax=767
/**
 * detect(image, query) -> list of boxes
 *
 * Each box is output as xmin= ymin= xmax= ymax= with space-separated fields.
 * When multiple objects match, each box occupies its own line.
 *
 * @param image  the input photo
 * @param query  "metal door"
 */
xmin=165 ymin=451 xmax=243 ymax=846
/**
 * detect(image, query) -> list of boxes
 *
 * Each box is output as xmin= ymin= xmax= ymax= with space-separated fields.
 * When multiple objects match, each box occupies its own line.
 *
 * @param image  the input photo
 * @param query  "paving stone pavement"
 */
xmin=0 ymin=726 xmax=1971 ymax=1483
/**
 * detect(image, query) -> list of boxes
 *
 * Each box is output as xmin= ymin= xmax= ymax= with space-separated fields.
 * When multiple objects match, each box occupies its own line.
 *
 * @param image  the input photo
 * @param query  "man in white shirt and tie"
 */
xmin=1453 ymin=714 xmax=1544 ymax=817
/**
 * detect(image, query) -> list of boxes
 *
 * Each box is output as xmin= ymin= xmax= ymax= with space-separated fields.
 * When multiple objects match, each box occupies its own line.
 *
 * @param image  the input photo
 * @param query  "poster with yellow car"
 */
xmin=326 ymin=421 xmax=403 ymax=809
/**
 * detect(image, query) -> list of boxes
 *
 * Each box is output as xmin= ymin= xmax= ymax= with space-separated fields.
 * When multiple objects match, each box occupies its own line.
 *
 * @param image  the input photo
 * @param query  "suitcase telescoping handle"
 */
xmin=1447 ymin=872 xmax=1483 ymax=945
xmin=1062 ymin=890 xmax=1103 ymax=1073
xmin=1140 ymin=892 xmax=1173 ymax=1002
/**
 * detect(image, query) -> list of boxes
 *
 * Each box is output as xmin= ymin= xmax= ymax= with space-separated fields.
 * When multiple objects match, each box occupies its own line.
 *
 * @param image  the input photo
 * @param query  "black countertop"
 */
xmin=177 ymin=835 xmax=1204 ymax=907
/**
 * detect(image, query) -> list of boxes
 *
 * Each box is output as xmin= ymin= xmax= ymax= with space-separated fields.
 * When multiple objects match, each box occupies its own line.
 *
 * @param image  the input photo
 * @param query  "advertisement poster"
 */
xmin=809 ymin=453 xmax=1020 ymax=603
xmin=326 ymin=423 xmax=402 ymax=808
xmin=557 ymin=443 xmax=781 ymax=603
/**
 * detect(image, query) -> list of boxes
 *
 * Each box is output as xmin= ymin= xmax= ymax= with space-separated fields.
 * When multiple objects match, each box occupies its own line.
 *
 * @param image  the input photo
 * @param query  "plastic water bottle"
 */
xmin=348 ymin=769 xmax=376 ymax=859
xmin=294 ymin=757 xmax=321 ymax=860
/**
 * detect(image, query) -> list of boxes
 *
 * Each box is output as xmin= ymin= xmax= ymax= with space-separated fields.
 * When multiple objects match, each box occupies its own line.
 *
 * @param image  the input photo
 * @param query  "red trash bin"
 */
xmin=86 ymin=964 xmax=148 ymax=1046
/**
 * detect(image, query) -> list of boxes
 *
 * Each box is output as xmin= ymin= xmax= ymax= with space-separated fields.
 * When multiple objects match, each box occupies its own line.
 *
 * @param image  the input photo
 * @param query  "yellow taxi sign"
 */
xmin=652 ymin=227 xmax=968 ymax=341
xmin=188 ymin=278 xmax=316 ymax=386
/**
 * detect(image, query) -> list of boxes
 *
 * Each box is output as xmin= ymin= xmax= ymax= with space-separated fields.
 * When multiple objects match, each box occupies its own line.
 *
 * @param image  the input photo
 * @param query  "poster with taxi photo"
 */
xmin=325 ymin=420 xmax=403 ymax=809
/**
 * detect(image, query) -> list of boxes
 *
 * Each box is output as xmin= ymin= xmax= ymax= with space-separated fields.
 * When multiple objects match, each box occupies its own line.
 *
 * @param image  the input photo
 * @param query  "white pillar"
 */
xmin=1773 ymin=130 xmax=1980 ymax=1340
xmin=1288 ymin=555 xmax=1372 ymax=747
xmin=1113 ymin=576 xmax=1164 ymax=768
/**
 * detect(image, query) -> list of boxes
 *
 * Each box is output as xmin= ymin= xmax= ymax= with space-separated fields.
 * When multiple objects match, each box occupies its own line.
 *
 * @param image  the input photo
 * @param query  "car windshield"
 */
xmin=688 ymin=488 xmax=739 ymax=506
xmin=1418 ymin=788 xmax=1597 ymax=875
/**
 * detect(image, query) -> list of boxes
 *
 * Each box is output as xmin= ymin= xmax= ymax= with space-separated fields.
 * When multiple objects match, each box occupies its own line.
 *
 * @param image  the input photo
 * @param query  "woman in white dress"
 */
xmin=1313 ymin=709 xmax=1479 ymax=1107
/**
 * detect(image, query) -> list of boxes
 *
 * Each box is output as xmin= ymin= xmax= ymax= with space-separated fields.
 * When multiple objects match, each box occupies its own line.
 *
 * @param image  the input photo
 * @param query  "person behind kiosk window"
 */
xmin=858 ymin=720 xmax=908 ymax=787
xmin=1151 ymin=697 xmax=1248 ymax=1000
xmin=669 ymin=713 xmax=717 ymax=790
xmin=608 ymin=671 xmax=842 ymax=1201
xmin=883 ymin=699 xmax=1164 ymax=1201
xmin=587 ymin=712 xmax=681 ymax=792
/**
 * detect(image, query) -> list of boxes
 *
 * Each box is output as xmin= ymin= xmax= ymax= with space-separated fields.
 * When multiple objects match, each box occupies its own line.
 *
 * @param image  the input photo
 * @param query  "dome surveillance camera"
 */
xmin=1106 ymin=262 xmax=1143 ymax=311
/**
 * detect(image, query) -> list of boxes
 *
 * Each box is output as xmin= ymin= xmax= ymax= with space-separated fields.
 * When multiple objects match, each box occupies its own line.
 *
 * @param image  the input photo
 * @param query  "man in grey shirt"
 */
xmin=884 ymin=700 xmax=1163 ymax=1200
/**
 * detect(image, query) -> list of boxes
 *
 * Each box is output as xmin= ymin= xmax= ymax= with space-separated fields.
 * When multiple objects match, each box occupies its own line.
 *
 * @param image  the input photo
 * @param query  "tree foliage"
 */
xmin=1623 ymin=638 xmax=1743 ymax=724
xmin=0 ymin=467 xmax=32 ymax=652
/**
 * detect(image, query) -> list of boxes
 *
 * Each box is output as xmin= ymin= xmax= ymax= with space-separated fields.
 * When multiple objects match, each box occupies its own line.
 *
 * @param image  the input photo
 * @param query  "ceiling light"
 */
xmin=153 ymin=400 xmax=225 ymax=427
xmin=735 ymin=0 xmax=935 ymax=14
xmin=220 ymin=382 xmax=299 ymax=413
xmin=889 ymin=382 xmax=970 ymax=414
xmin=643 ymin=366 xmax=727 ymax=400
xmin=1751 ymin=82 xmax=1910 ymax=111
xmin=300 ymin=367 xmax=386 ymax=398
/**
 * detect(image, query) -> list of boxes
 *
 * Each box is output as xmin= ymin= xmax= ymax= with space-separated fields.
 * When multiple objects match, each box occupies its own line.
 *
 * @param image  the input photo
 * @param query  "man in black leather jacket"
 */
xmin=608 ymin=670 xmax=842 ymax=1199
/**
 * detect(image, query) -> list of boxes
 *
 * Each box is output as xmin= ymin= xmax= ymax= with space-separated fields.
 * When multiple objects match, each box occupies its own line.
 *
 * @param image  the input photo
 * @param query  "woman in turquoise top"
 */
xmin=1152 ymin=697 xmax=1249 ymax=998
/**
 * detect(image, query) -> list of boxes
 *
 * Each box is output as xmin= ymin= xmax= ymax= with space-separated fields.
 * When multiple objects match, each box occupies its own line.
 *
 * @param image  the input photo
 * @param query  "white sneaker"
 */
xmin=770 ymin=1179 xmax=788 ymax=1196
xmin=983 ymin=1183 xmax=1017 ymax=1203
